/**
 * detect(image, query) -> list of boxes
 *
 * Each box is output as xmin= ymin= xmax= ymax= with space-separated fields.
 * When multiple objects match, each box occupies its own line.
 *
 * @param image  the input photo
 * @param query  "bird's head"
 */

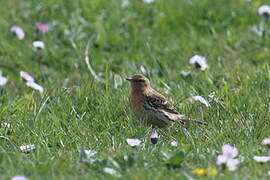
xmin=126 ymin=74 xmax=151 ymax=92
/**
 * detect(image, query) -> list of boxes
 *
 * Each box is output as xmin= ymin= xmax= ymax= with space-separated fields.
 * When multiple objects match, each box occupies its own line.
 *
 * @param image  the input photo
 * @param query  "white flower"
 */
xmin=268 ymin=170 xmax=270 ymax=175
xmin=121 ymin=0 xmax=129 ymax=8
xmin=11 ymin=25 xmax=25 ymax=40
xmin=84 ymin=149 xmax=97 ymax=157
xmin=26 ymin=81 xmax=44 ymax=93
xmin=192 ymin=96 xmax=211 ymax=107
xmin=142 ymin=0 xmax=154 ymax=3
xmin=150 ymin=131 xmax=159 ymax=139
xmin=103 ymin=167 xmax=120 ymax=177
xmin=20 ymin=71 xmax=34 ymax=82
xmin=0 ymin=75 xmax=8 ymax=86
xmin=216 ymin=154 xmax=228 ymax=165
xmin=126 ymin=138 xmax=142 ymax=147
xmin=227 ymin=158 xmax=240 ymax=171
xmin=33 ymin=41 xmax=44 ymax=49
xmin=189 ymin=55 xmax=208 ymax=70
xmin=170 ymin=141 xmax=179 ymax=147
xmin=253 ymin=156 xmax=270 ymax=163
xmin=11 ymin=175 xmax=28 ymax=180
xmin=258 ymin=5 xmax=270 ymax=18
xmin=0 ymin=122 xmax=12 ymax=128
xmin=20 ymin=144 xmax=35 ymax=152
xmin=222 ymin=144 xmax=238 ymax=159
xmin=262 ymin=138 xmax=270 ymax=145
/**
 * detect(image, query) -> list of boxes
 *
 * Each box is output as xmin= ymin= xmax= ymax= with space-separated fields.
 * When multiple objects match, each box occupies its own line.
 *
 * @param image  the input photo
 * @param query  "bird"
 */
xmin=126 ymin=74 xmax=205 ymax=128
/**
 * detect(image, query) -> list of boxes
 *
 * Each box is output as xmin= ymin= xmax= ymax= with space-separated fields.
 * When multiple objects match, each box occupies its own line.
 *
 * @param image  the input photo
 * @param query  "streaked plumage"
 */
xmin=126 ymin=74 xmax=204 ymax=128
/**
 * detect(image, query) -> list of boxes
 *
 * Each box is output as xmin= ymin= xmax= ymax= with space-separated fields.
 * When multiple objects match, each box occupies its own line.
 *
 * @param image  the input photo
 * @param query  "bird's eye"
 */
xmin=137 ymin=79 xmax=145 ymax=83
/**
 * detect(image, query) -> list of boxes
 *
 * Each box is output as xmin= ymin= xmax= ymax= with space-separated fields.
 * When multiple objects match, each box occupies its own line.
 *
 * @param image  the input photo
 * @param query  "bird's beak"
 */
xmin=126 ymin=77 xmax=132 ymax=81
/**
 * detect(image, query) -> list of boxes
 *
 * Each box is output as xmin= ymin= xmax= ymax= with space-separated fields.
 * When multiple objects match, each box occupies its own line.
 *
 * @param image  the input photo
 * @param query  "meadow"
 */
xmin=0 ymin=0 xmax=270 ymax=179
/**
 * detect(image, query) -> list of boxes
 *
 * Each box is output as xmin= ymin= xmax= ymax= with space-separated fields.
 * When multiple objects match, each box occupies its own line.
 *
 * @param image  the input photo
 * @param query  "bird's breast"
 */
xmin=129 ymin=92 xmax=146 ymax=118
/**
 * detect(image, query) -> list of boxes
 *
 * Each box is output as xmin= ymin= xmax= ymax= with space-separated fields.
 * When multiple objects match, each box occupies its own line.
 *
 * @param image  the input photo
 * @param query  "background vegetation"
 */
xmin=0 ymin=0 xmax=269 ymax=179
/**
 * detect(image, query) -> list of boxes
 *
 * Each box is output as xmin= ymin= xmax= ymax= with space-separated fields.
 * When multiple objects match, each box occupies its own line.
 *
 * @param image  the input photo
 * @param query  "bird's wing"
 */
xmin=144 ymin=91 xmax=206 ymax=125
xmin=144 ymin=91 xmax=179 ymax=114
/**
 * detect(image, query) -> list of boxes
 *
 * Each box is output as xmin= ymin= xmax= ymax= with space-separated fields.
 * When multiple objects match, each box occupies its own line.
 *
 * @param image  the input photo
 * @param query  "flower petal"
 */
xmin=33 ymin=41 xmax=44 ymax=49
xmin=20 ymin=71 xmax=34 ymax=82
xmin=0 ymin=122 xmax=12 ymax=128
xmin=0 ymin=75 xmax=8 ymax=86
xmin=84 ymin=149 xmax=97 ymax=157
xmin=262 ymin=138 xmax=270 ymax=145
xmin=258 ymin=5 xmax=270 ymax=17
xmin=222 ymin=144 xmax=238 ymax=159
xmin=226 ymin=158 xmax=240 ymax=171
xmin=253 ymin=156 xmax=270 ymax=163
xmin=11 ymin=176 xmax=28 ymax=180
xmin=20 ymin=144 xmax=35 ymax=152
xmin=142 ymin=0 xmax=154 ymax=3
xmin=36 ymin=22 xmax=49 ymax=33
xmin=126 ymin=138 xmax=142 ymax=147
xmin=103 ymin=167 xmax=120 ymax=177
xmin=216 ymin=154 xmax=228 ymax=165
xmin=11 ymin=25 xmax=25 ymax=40
xmin=26 ymin=81 xmax=44 ymax=93
xmin=150 ymin=131 xmax=159 ymax=144
xmin=170 ymin=140 xmax=179 ymax=147
xmin=192 ymin=96 xmax=211 ymax=107
xmin=189 ymin=55 xmax=208 ymax=70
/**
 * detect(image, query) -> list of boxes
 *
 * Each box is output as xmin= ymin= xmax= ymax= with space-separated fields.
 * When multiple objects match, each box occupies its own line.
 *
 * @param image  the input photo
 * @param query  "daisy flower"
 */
xmin=258 ymin=5 xmax=270 ymax=18
xmin=150 ymin=131 xmax=159 ymax=144
xmin=20 ymin=144 xmax=35 ymax=152
xmin=11 ymin=25 xmax=25 ymax=40
xmin=262 ymin=138 xmax=270 ymax=146
xmin=216 ymin=144 xmax=240 ymax=171
xmin=126 ymin=138 xmax=142 ymax=147
xmin=170 ymin=140 xmax=179 ymax=147
xmin=33 ymin=41 xmax=44 ymax=49
xmin=189 ymin=55 xmax=208 ymax=70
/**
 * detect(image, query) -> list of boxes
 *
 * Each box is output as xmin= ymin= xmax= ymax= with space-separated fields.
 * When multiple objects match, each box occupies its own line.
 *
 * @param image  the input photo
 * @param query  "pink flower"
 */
xmin=150 ymin=131 xmax=159 ymax=144
xmin=126 ymin=138 xmax=142 ymax=147
xmin=222 ymin=144 xmax=238 ymax=159
xmin=11 ymin=25 xmax=25 ymax=40
xmin=216 ymin=144 xmax=240 ymax=171
xmin=170 ymin=141 xmax=179 ymax=147
xmin=253 ymin=156 xmax=270 ymax=163
xmin=20 ymin=71 xmax=34 ymax=82
xmin=36 ymin=22 xmax=49 ymax=33
xmin=262 ymin=138 xmax=270 ymax=145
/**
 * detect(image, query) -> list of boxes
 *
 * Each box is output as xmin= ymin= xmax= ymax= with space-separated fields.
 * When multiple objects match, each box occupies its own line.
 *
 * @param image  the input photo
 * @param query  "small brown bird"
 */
xmin=126 ymin=74 xmax=205 ymax=128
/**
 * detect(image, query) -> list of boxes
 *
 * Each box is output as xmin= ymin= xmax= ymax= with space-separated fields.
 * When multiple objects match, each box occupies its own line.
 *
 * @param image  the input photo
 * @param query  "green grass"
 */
xmin=0 ymin=0 xmax=270 ymax=179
